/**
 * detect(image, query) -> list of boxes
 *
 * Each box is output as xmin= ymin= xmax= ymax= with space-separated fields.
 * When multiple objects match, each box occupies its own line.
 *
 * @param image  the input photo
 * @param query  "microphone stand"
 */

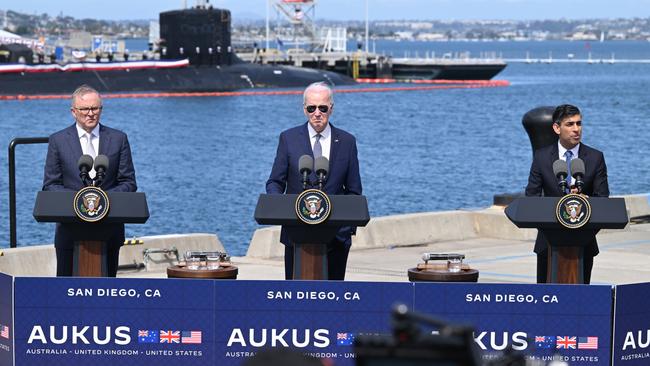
xmin=94 ymin=169 xmax=106 ymax=188
xmin=301 ymin=171 xmax=310 ymax=191
xmin=574 ymin=174 xmax=584 ymax=194
xmin=557 ymin=175 xmax=568 ymax=195
xmin=316 ymin=172 xmax=326 ymax=191
xmin=79 ymin=169 xmax=92 ymax=187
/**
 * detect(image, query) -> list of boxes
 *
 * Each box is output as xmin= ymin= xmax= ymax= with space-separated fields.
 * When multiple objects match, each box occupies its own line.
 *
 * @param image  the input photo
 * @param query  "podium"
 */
xmin=254 ymin=194 xmax=370 ymax=280
xmin=505 ymin=196 xmax=628 ymax=283
xmin=33 ymin=191 xmax=149 ymax=277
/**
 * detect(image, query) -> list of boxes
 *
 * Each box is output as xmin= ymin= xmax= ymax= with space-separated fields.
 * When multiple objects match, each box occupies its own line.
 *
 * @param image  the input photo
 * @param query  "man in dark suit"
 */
xmin=525 ymin=104 xmax=609 ymax=284
xmin=43 ymin=85 xmax=137 ymax=277
xmin=266 ymin=82 xmax=362 ymax=280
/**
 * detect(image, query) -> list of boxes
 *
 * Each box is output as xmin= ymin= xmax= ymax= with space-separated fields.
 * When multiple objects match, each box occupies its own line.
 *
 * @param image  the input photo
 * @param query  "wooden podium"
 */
xmin=33 ymin=191 xmax=149 ymax=277
xmin=506 ymin=196 xmax=628 ymax=283
xmin=254 ymin=194 xmax=370 ymax=280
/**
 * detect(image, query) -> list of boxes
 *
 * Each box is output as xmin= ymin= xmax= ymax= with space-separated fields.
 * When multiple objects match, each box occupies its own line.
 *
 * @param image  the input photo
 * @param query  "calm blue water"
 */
xmin=2 ymin=41 xmax=650 ymax=255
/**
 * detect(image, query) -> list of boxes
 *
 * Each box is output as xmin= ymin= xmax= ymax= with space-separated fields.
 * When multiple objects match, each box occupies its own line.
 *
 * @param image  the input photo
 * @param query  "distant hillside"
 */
xmin=0 ymin=9 xmax=148 ymax=38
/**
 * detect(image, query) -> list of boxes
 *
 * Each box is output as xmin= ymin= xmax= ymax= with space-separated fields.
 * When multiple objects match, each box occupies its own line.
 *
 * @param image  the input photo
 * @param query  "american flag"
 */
xmin=556 ymin=336 xmax=577 ymax=349
xmin=578 ymin=336 xmax=598 ymax=350
xmin=138 ymin=330 xmax=159 ymax=343
xmin=0 ymin=325 xmax=8 ymax=339
xmin=181 ymin=331 xmax=202 ymax=344
xmin=337 ymin=332 xmax=354 ymax=346
xmin=160 ymin=330 xmax=180 ymax=343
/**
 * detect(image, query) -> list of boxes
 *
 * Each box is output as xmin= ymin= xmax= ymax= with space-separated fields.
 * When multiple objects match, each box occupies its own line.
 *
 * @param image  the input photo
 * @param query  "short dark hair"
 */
xmin=552 ymin=104 xmax=581 ymax=125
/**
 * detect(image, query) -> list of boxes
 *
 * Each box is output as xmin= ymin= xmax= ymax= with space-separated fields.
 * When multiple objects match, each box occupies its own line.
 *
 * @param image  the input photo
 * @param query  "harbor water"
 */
xmin=1 ymin=41 xmax=649 ymax=255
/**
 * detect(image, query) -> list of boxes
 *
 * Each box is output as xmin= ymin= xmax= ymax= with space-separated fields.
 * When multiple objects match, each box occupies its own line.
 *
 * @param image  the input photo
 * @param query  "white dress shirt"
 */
xmin=307 ymin=123 xmax=331 ymax=160
xmin=76 ymin=123 xmax=100 ymax=178
xmin=558 ymin=141 xmax=580 ymax=186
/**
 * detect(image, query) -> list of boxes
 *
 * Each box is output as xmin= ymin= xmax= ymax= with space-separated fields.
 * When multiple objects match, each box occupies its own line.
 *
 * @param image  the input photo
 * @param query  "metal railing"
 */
xmin=8 ymin=137 xmax=49 ymax=248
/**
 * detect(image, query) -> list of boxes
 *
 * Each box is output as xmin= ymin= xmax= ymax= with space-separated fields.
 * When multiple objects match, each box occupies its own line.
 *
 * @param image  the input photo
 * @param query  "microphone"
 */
xmin=552 ymin=159 xmax=568 ymax=194
xmin=314 ymin=156 xmax=329 ymax=190
xmin=77 ymin=154 xmax=94 ymax=187
xmin=93 ymin=154 xmax=109 ymax=187
xmin=571 ymin=158 xmax=586 ymax=194
xmin=298 ymin=155 xmax=313 ymax=191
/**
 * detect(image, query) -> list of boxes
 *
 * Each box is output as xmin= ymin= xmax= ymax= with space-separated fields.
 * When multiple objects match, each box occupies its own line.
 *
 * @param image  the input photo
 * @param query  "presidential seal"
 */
xmin=295 ymin=189 xmax=332 ymax=225
xmin=555 ymin=193 xmax=591 ymax=229
xmin=73 ymin=186 xmax=110 ymax=222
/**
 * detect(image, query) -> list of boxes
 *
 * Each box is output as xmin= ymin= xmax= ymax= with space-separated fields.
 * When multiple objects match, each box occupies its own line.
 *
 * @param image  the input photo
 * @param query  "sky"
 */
xmin=0 ymin=0 xmax=648 ymax=21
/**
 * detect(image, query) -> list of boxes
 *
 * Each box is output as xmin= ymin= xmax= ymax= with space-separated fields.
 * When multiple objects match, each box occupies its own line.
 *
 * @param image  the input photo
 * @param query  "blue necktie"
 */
xmin=313 ymin=133 xmax=322 ymax=158
xmin=564 ymin=150 xmax=573 ymax=194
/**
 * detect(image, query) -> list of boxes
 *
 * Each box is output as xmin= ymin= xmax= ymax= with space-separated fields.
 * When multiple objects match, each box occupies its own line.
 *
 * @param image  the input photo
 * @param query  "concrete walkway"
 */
xmin=2 ymin=193 xmax=649 ymax=284
xmin=233 ymin=222 xmax=650 ymax=285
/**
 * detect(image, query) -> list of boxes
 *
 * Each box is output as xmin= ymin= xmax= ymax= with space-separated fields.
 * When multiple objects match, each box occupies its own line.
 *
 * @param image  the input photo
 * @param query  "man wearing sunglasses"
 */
xmin=266 ymin=82 xmax=363 ymax=280
xmin=43 ymin=84 xmax=137 ymax=277
xmin=525 ymin=104 xmax=609 ymax=284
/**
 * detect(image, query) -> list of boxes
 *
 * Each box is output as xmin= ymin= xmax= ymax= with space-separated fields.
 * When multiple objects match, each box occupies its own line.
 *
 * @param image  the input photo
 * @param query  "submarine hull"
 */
xmin=0 ymin=63 xmax=356 ymax=96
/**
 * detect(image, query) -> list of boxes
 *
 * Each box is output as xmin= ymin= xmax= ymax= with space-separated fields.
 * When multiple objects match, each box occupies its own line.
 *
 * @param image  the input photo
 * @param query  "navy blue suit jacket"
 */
xmin=43 ymin=123 xmax=137 ymax=249
xmin=266 ymin=122 xmax=362 ymax=245
xmin=525 ymin=142 xmax=609 ymax=255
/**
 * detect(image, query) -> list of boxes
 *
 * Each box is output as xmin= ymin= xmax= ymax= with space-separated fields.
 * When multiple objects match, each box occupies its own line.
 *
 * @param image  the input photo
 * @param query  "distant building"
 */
xmin=394 ymin=31 xmax=414 ymax=40
xmin=416 ymin=32 xmax=446 ymax=41
xmin=68 ymin=31 xmax=93 ymax=49
xmin=568 ymin=31 xmax=598 ymax=41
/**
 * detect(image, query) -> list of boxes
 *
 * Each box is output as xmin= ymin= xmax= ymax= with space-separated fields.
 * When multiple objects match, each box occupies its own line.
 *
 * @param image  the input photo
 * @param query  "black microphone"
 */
xmin=552 ymin=159 xmax=568 ymax=194
xmin=298 ymin=155 xmax=313 ymax=191
xmin=93 ymin=154 xmax=109 ymax=187
xmin=77 ymin=154 xmax=94 ymax=187
xmin=571 ymin=158 xmax=586 ymax=194
xmin=314 ymin=156 xmax=329 ymax=190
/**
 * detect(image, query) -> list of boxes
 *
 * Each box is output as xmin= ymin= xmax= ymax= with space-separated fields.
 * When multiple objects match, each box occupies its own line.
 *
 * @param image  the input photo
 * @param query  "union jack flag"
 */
xmin=0 ymin=325 xmax=8 ymax=339
xmin=160 ymin=330 xmax=180 ymax=343
xmin=556 ymin=336 xmax=577 ymax=349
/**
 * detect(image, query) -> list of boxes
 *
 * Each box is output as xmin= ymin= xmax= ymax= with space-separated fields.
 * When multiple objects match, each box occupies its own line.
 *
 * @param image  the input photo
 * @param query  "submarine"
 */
xmin=0 ymin=6 xmax=356 ymax=96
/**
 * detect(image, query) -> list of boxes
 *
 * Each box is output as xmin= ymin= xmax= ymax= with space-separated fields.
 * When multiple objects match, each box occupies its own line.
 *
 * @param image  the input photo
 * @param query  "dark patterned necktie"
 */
xmin=565 ymin=150 xmax=573 ymax=194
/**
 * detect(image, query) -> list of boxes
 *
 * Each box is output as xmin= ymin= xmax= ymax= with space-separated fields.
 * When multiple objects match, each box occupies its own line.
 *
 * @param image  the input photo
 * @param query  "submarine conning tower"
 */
xmin=159 ymin=6 xmax=235 ymax=66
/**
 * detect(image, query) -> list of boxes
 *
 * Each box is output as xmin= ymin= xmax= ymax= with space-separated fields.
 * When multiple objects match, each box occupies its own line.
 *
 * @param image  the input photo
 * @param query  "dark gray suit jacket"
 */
xmin=43 ymin=123 xmax=137 ymax=249
xmin=525 ymin=142 xmax=609 ymax=255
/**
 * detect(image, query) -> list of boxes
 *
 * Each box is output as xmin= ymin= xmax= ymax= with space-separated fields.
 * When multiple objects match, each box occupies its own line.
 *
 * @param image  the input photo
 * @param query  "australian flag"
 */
xmin=337 ymin=332 xmax=354 ymax=346
xmin=535 ymin=336 xmax=555 ymax=349
xmin=138 ymin=330 xmax=159 ymax=343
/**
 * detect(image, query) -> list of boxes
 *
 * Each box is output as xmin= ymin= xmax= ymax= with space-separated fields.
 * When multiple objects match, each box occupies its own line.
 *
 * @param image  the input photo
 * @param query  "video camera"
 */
xmin=354 ymin=304 xmax=529 ymax=366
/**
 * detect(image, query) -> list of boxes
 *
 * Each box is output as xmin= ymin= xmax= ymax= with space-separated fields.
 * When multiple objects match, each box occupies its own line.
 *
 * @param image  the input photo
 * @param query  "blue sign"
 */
xmin=54 ymin=47 xmax=63 ymax=61
xmin=414 ymin=283 xmax=612 ymax=366
xmin=213 ymin=281 xmax=413 ymax=365
xmin=613 ymin=283 xmax=650 ymax=366
xmin=0 ymin=273 xmax=13 ymax=366
xmin=14 ymin=277 xmax=215 ymax=366
xmin=92 ymin=36 xmax=102 ymax=52
xmin=6 ymin=276 xmax=619 ymax=366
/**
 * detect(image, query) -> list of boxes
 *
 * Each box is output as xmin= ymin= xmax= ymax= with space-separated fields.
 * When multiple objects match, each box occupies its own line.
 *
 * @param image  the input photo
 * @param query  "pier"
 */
xmin=2 ymin=193 xmax=649 ymax=284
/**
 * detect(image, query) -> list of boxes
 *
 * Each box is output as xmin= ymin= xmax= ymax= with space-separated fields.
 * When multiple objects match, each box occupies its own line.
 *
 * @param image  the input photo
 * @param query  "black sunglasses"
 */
xmin=305 ymin=105 xmax=330 ymax=114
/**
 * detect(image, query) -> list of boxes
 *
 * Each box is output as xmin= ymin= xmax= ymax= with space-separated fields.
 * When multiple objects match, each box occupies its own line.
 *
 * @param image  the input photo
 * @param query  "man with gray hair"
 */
xmin=266 ymin=82 xmax=362 ymax=280
xmin=43 ymin=85 xmax=137 ymax=277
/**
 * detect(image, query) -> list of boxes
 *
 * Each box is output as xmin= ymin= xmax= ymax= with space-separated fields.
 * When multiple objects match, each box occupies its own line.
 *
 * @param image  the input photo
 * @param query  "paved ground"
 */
xmin=128 ymin=223 xmax=650 ymax=285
